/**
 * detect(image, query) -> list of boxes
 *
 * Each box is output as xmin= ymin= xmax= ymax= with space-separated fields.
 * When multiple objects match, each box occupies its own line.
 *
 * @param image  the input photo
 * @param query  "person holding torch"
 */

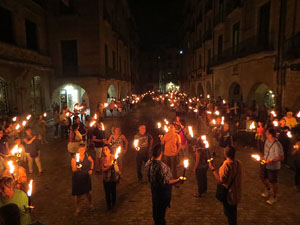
xmin=260 ymin=128 xmax=284 ymax=205
xmin=145 ymin=144 xmax=186 ymax=225
xmin=71 ymin=144 xmax=94 ymax=215
xmin=134 ymin=124 xmax=153 ymax=181
xmin=208 ymin=146 xmax=242 ymax=225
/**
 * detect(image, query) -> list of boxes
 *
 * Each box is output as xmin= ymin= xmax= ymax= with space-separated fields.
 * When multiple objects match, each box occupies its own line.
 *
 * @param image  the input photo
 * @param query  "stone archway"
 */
xmin=247 ymin=83 xmax=275 ymax=109
xmin=107 ymin=84 xmax=117 ymax=102
xmin=197 ymin=83 xmax=204 ymax=98
xmin=52 ymin=83 xmax=89 ymax=112
xmin=229 ymin=82 xmax=243 ymax=102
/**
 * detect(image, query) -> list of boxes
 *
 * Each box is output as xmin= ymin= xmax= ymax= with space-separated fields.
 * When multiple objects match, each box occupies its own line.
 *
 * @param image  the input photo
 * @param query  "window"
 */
xmin=112 ymin=51 xmax=116 ymax=69
xmin=218 ymin=35 xmax=223 ymax=55
xmin=25 ymin=19 xmax=38 ymax=51
xmin=232 ymin=22 xmax=240 ymax=54
xmin=104 ymin=44 xmax=108 ymax=68
xmin=0 ymin=6 xmax=14 ymax=44
xmin=258 ymin=1 xmax=270 ymax=47
xmin=219 ymin=0 xmax=224 ymax=22
xmin=61 ymin=40 xmax=78 ymax=75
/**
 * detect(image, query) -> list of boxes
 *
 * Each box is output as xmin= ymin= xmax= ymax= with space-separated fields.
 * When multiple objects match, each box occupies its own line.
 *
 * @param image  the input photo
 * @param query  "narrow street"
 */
xmin=31 ymin=98 xmax=300 ymax=225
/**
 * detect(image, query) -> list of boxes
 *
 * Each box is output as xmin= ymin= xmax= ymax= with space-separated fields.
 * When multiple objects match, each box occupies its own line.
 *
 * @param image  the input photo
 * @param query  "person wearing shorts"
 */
xmin=260 ymin=128 xmax=284 ymax=205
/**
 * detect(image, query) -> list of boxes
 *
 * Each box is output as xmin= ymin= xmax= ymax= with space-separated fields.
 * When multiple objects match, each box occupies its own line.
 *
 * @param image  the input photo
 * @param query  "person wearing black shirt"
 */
xmin=92 ymin=121 xmax=107 ymax=172
xmin=277 ymin=119 xmax=290 ymax=164
xmin=134 ymin=125 xmax=153 ymax=181
xmin=218 ymin=123 xmax=233 ymax=149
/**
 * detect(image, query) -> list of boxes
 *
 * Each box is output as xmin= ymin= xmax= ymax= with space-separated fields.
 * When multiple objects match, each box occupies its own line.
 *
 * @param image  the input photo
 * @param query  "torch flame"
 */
xmin=223 ymin=100 xmax=226 ymax=104
xmin=273 ymin=120 xmax=278 ymax=127
xmin=249 ymin=122 xmax=256 ymax=130
xmin=251 ymin=154 xmax=261 ymax=161
xmin=183 ymin=159 xmax=189 ymax=169
xmin=22 ymin=121 xmax=27 ymax=126
xmin=43 ymin=112 xmax=47 ymax=117
xmin=215 ymin=111 xmax=220 ymax=116
xmin=27 ymin=180 xmax=33 ymax=197
xmin=101 ymin=123 xmax=105 ymax=131
xmin=114 ymin=146 xmax=121 ymax=160
xmin=212 ymin=119 xmax=216 ymax=125
xmin=11 ymin=145 xmax=18 ymax=155
xmin=15 ymin=124 xmax=20 ymax=130
xmin=188 ymin=126 xmax=194 ymax=138
xmin=164 ymin=119 xmax=169 ymax=125
xmin=157 ymin=122 xmax=162 ymax=129
xmin=12 ymin=117 xmax=17 ymax=122
xmin=221 ymin=116 xmax=225 ymax=125
xmin=204 ymin=140 xmax=209 ymax=148
xmin=194 ymin=109 xmax=198 ymax=113
xmin=297 ymin=111 xmax=300 ymax=118
xmin=287 ymin=131 xmax=292 ymax=138
xmin=207 ymin=111 xmax=212 ymax=115
xmin=270 ymin=111 xmax=277 ymax=117
xmin=133 ymin=139 xmax=139 ymax=148
xmin=164 ymin=125 xmax=169 ymax=133
xmin=104 ymin=103 xmax=108 ymax=108
xmin=94 ymin=114 xmax=97 ymax=120
xmin=7 ymin=161 xmax=14 ymax=174
xmin=201 ymin=135 xmax=207 ymax=140
xmin=90 ymin=121 xmax=96 ymax=127
xmin=26 ymin=115 xmax=32 ymax=120
xmin=76 ymin=153 xmax=80 ymax=163
xmin=207 ymin=94 xmax=210 ymax=99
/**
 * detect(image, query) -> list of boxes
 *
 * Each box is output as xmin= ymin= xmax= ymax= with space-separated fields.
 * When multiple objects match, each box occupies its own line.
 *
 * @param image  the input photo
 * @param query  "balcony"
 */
xmin=203 ymin=30 xmax=212 ymax=42
xmin=225 ymin=0 xmax=243 ymax=16
xmin=284 ymin=32 xmax=300 ymax=60
xmin=211 ymin=35 xmax=274 ymax=66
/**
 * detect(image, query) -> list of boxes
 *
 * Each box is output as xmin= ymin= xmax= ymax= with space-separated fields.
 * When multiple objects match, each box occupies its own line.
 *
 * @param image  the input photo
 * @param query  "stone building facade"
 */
xmin=182 ymin=0 xmax=300 ymax=111
xmin=0 ymin=0 xmax=139 ymax=117
xmin=47 ymin=0 xmax=138 ymax=112
xmin=0 ymin=0 xmax=53 ymax=116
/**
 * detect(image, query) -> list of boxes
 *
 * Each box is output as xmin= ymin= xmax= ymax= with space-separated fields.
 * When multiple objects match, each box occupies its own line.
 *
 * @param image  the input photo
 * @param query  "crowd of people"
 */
xmin=0 ymin=90 xmax=299 ymax=225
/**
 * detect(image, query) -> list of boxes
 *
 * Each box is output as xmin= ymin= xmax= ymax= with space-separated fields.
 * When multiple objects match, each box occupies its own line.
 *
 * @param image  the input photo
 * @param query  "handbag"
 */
xmin=216 ymin=161 xmax=239 ymax=203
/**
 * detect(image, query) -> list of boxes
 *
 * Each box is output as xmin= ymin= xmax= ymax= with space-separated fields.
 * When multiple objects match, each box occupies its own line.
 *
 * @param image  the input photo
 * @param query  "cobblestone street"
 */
xmin=30 ymin=99 xmax=300 ymax=225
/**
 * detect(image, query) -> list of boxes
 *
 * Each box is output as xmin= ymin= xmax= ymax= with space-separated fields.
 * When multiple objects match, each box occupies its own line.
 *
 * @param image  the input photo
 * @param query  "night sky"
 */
xmin=129 ymin=0 xmax=185 ymax=50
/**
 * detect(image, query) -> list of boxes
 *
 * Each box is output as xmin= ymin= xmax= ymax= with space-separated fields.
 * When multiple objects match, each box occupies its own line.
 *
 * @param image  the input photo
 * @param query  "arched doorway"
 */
xmin=229 ymin=82 xmax=243 ymax=102
xmin=107 ymin=84 xmax=117 ymax=102
xmin=206 ymin=81 xmax=212 ymax=96
xmin=31 ymin=76 xmax=43 ymax=115
xmin=0 ymin=77 xmax=8 ymax=115
xmin=52 ymin=83 xmax=89 ymax=112
xmin=247 ymin=83 xmax=275 ymax=109
xmin=197 ymin=83 xmax=204 ymax=98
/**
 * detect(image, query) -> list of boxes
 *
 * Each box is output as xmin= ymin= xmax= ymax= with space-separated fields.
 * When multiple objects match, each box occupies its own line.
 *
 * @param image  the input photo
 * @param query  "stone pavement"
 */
xmin=29 ymin=99 xmax=300 ymax=225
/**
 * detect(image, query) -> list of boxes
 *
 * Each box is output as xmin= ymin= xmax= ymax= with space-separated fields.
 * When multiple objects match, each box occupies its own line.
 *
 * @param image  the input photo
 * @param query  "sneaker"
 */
xmin=261 ymin=189 xmax=271 ymax=198
xmin=266 ymin=196 xmax=277 ymax=205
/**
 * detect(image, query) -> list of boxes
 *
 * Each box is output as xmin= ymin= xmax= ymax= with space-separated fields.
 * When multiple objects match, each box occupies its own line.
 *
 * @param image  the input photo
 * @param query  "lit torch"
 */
xmin=101 ymin=123 xmax=105 ymax=131
xmin=215 ymin=111 xmax=220 ymax=116
xmin=270 ymin=111 xmax=277 ymax=117
xmin=221 ymin=116 xmax=225 ymax=125
xmin=251 ymin=154 xmax=265 ymax=164
xmin=273 ymin=120 xmax=279 ymax=127
xmin=26 ymin=115 xmax=32 ymax=120
xmin=297 ymin=111 xmax=300 ymax=118
xmin=90 ymin=121 xmax=96 ymax=127
xmin=7 ymin=161 xmax=15 ymax=179
xmin=43 ymin=112 xmax=47 ymax=117
xmin=201 ymin=135 xmax=207 ymax=141
xmin=133 ymin=139 xmax=140 ymax=151
xmin=188 ymin=126 xmax=194 ymax=138
xmin=249 ymin=121 xmax=256 ymax=130
xmin=15 ymin=124 xmax=20 ymax=130
xmin=183 ymin=159 xmax=189 ymax=177
xmin=76 ymin=153 xmax=82 ymax=169
xmin=113 ymin=146 xmax=121 ymax=163
xmin=287 ymin=131 xmax=292 ymax=138
xmin=104 ymin=103 xmax=108 ymax=108
xmin=157 ymin=122 xmax=162 ymax=129
xmin=203 ymin=140 xmax=209 ymax=149
xmin=27 ymin=179 xmax=33 ymax=208
xmin=22 ymin=121 xmax=27 ymax=126
xmin=12 ymin=117 xmax=17 ymax=122
xmin=164 ymin=125 xmax=169 ymax=133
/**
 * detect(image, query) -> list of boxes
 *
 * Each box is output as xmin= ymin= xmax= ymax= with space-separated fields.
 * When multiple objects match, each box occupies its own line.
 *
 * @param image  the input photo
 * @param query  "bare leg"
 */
xmin=75 ymin=196 xmax=81 ymax=214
